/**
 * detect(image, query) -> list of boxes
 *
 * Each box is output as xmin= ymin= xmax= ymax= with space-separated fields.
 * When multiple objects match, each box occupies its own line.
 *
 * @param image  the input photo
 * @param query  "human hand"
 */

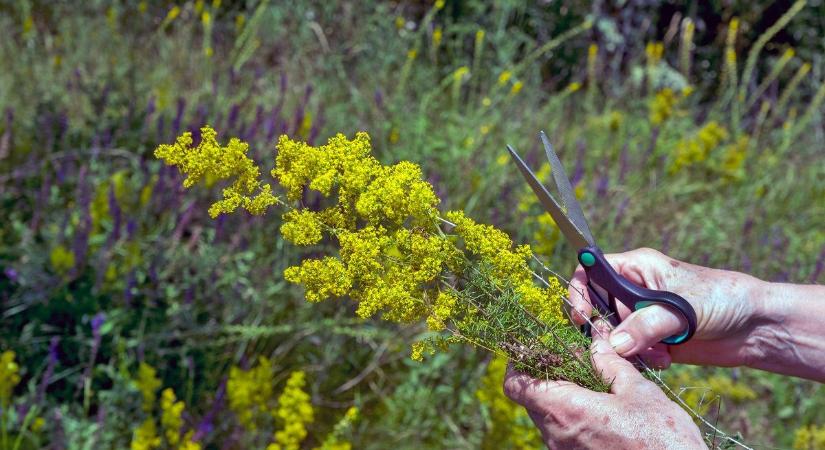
xmin=568 ymin=248 xmax=768 ymax=369
xmin=503 ymin=324 xmax=708 ymax=450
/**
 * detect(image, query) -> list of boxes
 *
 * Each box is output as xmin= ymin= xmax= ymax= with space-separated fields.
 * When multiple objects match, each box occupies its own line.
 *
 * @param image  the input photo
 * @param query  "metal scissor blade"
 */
xmin=506 ymin=144 xmax=591 ymax=250
xmin=539 ymin=131 xmax=595 ymax=247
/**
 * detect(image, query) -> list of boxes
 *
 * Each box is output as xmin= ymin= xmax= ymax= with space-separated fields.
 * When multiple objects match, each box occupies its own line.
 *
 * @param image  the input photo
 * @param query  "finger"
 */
xmin=568 ymin=265 xmax=592 ymax=325
xmin=503 ymin=366 xmax=596 ymax=415
xmin=607 ymin=304 xmax=687 ymax=357
xmin=590 ymin=331 xmax=647 ymax=394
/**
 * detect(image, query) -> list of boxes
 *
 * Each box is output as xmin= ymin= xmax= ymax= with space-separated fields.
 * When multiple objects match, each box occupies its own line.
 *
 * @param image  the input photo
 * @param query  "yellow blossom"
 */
xmin=649 ymin=88 xmax=677 ymax=125
xmin=0 ymin=350 xmax=21 ymax=407
xmin=670 ymin=121 xmax=729 ymax=173
xmin=565 ymin=81 xmax=582 ymax=93
xmin=160 ymin=388 xmax=184 ymax=446
xmin=794 ymin=425 xmax=825 ymax=450
xmin=510 ymin=81 xmax=523 ymax=95
xmin=284 ymin=257 xmax=352 ymax=303
xmin=228 ymin=357 xmax=275 ymax=430
xmin=498 ymin=70 xmax=512 ymax=86
xmin=280 ymin=210 xmax=323 ymax=246
xmin=427 ymin=291 xmax=457 ymax=331
xmin=432 ymin=26 xmax=443 ymax=47
xmin=154 ymin=126 xmax=279 ymax=217
xmin=269 ymin=371 xmax=314 ymax=450
xmin=131 ymin=419 xmax=161 ymax=450
xmin=50 ymin=244 xmax=75 ymax=275
xmin=135 ymin=362 xmax=162 ymax=412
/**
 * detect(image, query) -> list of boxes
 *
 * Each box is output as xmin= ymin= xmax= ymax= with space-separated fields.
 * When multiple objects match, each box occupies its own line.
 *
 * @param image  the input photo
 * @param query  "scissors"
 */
xmin=506 ymin=132 xmax=697 ymax=345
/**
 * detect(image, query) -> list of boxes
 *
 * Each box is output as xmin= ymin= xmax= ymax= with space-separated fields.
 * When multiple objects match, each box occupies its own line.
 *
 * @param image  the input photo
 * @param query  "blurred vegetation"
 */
xmin=0 ymin=0 xmax=823 ymax=448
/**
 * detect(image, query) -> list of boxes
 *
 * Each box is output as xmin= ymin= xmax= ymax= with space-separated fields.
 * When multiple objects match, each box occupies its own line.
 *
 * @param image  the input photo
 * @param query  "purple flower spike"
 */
xmin=172 ymin=97 xmax=186 ymax=135
xmin=91 ymin=312 xmax=106 ymax=340
xmin=37 ymin=337 xmax=60 ymax=404
xmin=596 ymin=172 xmax=609 ymax=198
xmin=374 ymin=89 xmax=385 ymax=109
xmin=571 ymin=140 xmax=586 ymax=186
xmin=3 ymin=267 xmax=19 ymax=283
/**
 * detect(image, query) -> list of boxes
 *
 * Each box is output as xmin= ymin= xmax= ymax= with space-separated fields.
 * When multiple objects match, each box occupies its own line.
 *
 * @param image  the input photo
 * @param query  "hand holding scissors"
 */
xmin=507 ymin=132 xmax=697 ymax=345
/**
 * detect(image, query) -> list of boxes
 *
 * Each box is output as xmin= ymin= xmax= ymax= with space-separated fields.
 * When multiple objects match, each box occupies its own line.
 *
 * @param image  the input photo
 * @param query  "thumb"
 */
xmin=590 ymin=327 xmax=646 ymax=394
xmin=607 ymin=304 xmax=686 ymax=357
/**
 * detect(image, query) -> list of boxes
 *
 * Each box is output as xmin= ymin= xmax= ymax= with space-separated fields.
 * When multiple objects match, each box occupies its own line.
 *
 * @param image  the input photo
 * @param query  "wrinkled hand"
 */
xmin=568 ymin=248 xmax=766 ymax=369
xmin=504 ymin=324 xmax=707 ymax=450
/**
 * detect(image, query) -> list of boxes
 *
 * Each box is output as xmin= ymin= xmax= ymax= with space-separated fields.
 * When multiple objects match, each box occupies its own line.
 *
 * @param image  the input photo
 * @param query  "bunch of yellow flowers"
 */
xmin=155 ymin=126 xmax=606 ymax=390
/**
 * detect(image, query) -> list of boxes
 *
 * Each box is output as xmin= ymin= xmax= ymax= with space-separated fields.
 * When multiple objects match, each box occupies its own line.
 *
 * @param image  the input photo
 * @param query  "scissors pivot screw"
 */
xmin=579 ymin=251 xmax=596 ymax=267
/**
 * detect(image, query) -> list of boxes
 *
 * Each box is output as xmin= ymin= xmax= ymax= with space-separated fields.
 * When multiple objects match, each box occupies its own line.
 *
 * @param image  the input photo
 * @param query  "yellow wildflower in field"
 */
xmin=227 ymin=357 xmax=275 ymax=429
xmin=477 ymin=356 xmax=542 ymax=450
xmin=0 ymin=350 xmax=21 ymax=407
xmin=432 ymin=26 xmax=443 ymax=48
xmin=136 ymin=362 xmax=162 ymax=412
xmin=157 ymin=128 xmax=592 ymax=387
xmin=284 ymin=257 xmax=352 ymax=303
xmin=670 ymin=121 xmax=729 ymax=173
xmin=794 ymin=425 xmax=825 ymax=450
xmin=270 ymin=371 xmax=314 ymax=450
xmin=131 ymin=419 xmax=161 ymax=450
xmin=50 ymin=244 xmax=75 ymax=275
xmin=498 ymin=70 xmax=512 ymax=86
xmin=649 ymin=88 xmax=678 ymax=125
xmin=155 ymin=126 xmax=279 ymax=218
xmin=355 ymin=161 xmax=439 ymax=225
xmin=280 ymin=210 xmax=324 ymax=246
xmin=160 ymin=388 xmax=185 ymax=446
xmin=720 ymin=136 xmax=749 ymax=179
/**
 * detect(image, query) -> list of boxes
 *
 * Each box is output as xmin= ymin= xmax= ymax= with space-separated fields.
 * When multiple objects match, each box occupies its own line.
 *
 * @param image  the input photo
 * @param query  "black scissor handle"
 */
xmin=577 ymin=246 xmax=697 ymax=345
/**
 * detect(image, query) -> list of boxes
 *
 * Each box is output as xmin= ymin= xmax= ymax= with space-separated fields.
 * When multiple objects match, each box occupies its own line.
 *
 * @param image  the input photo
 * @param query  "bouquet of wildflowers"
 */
xmin=155 ymin=126 xmax=609 ymax=392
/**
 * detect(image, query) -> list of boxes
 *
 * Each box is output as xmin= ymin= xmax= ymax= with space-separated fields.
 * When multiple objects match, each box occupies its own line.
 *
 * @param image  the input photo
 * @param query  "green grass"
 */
xmin=0 ymin=1 xmax=823 ymax=448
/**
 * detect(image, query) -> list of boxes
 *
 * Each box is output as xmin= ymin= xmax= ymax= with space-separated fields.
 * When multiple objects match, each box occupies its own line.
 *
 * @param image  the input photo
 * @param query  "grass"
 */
xmin=0 ymin=0 xmax=823 ymax=448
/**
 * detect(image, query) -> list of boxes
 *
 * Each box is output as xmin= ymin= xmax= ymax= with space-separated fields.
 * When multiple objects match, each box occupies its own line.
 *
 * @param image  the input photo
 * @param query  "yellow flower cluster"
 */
xmin=0 ymin=350 xmax=21 ymax=407
xmin=649 ymin=88 xmax=678 ymax=125
xmin=273 ymin=132 xmax=379 ymax=202
xmin=131 ymin=419 xmax=161 ymax=450
xmin=794 ymin=424 xmax=825 ymax=450
xmin=284 ymin=257 xmax=352 ymax=303
xmin=280 ymin=210 xmax=324 ymax=246
xmin=227 ymin=357 xmax=275 ymax=429
xmin=446 ymin=211 xmax=564 ymax=325
xmin=269 ymin=371 xmax=314 ymax=450
xmin=720 ymin=136 xmax=749 ymax=180
xmin=669 ymin=121 xmax=729 ymax=174
xmin=476 ymin=356 xmax=542 ymax=450
xmin=155 ymin=125 xmax=279 ymax=218
xmin=157 ymin=128 xmax=572 ymax=374
xmin=160 ymin=388 xmax=185 ymax=446
xmin=136 ymin=362 xmax=163 ymax=412
xmin=131 ymin=364 xmax=200 ymax=450
xmin=50 ymin=244 xmax=75 ymax=276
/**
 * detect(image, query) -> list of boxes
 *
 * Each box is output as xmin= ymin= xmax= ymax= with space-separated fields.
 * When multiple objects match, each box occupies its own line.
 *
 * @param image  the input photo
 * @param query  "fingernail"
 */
xmin=609 ymin=332 xmax=634 ymax=354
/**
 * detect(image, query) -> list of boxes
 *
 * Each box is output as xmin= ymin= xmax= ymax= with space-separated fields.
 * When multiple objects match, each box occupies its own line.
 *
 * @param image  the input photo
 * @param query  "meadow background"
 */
xmin=1 ymin=0 xmax=824 ymax=448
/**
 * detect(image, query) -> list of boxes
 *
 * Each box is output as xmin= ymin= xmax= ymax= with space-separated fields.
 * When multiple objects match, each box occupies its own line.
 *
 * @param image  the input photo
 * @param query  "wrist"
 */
xmin=738 ymin=275 xmax=784 ymax=369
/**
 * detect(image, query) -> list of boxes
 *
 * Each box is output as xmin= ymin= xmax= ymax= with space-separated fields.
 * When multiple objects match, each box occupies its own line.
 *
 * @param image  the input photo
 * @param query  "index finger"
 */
xmin=503 ymin=366 xmax=600 ymax=416
xmin=568 ymin=264 xmax=593 ymax=325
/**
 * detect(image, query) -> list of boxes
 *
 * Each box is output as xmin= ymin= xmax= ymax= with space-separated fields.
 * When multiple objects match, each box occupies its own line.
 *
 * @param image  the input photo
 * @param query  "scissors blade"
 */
xmin=539 ymin=131 xmax=595 ymax=247
xmin=506 ymin=144 xmax=591 ymax=250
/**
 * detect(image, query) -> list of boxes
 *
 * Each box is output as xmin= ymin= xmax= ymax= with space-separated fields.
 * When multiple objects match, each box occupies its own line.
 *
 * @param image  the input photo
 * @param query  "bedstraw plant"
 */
xmin=155 ymin=125 xmax=610 ymax=392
